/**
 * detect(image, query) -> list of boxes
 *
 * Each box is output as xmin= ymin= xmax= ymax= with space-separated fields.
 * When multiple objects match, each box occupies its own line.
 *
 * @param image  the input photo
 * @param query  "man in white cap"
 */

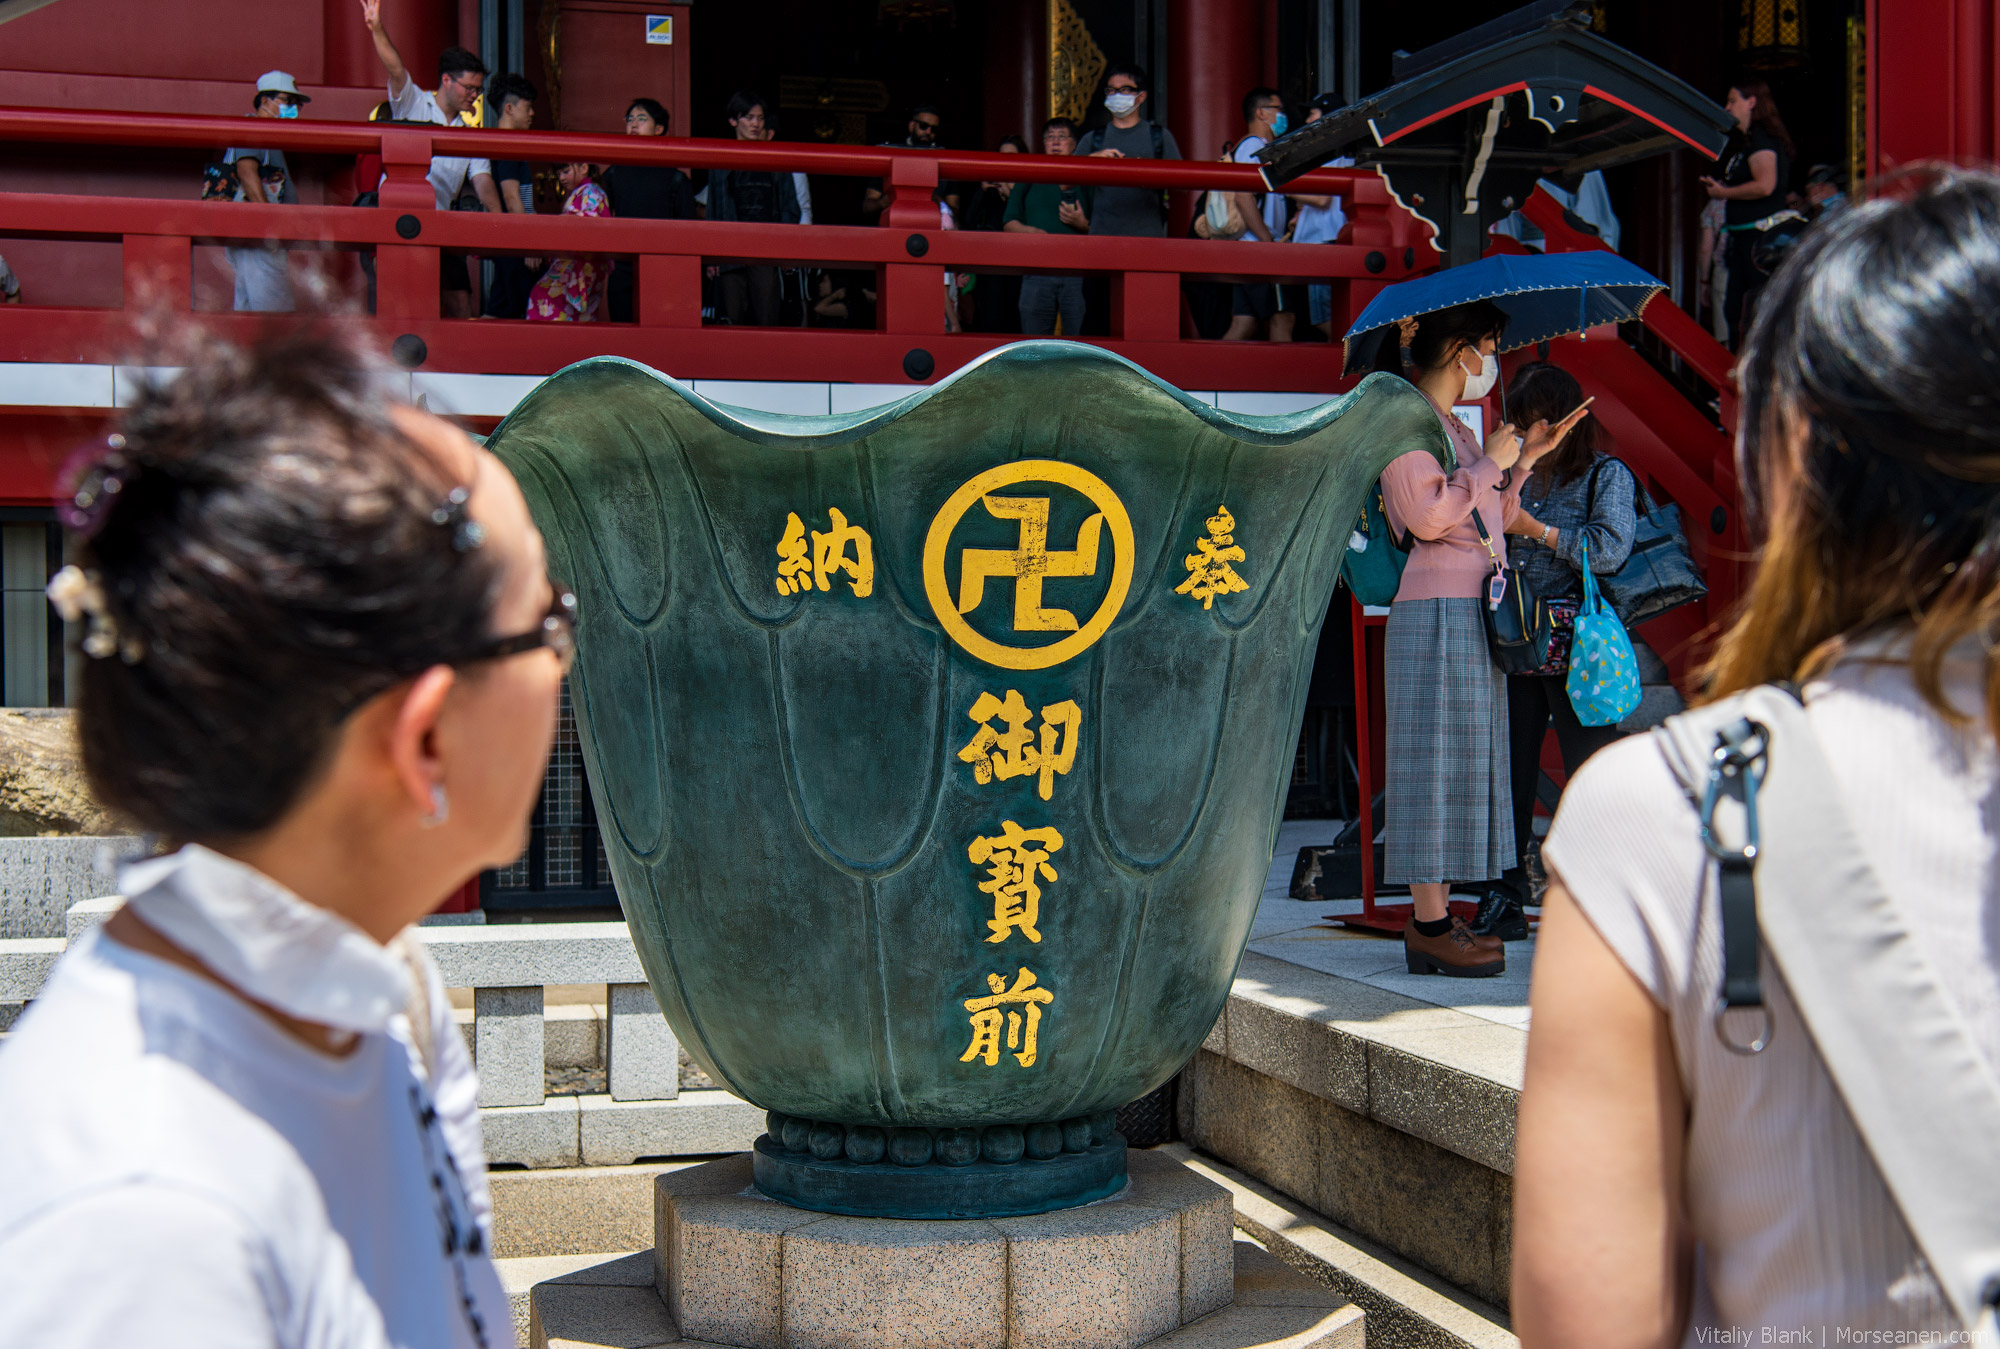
xmin=221 ymin=71 xmax=308 ymax=312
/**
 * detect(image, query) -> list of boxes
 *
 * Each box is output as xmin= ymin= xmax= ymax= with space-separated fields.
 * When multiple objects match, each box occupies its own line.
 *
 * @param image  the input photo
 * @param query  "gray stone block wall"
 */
xmin=0 ymin=836 xmax=145 ymax=940
xmin=1178 ymin=1048 xmax=1514 ymax=1311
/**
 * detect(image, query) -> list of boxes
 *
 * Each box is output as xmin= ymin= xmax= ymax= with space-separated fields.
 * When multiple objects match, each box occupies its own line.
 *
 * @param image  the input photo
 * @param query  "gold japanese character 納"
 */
xmin=774 ymin=507 xmax=874 ymax=598
xmin=968 ymin=820 xmax=1063 ymax=943
xmin=1175 ymin=504 xmax=1249 ymax=609
xmin=957 ymin=691 xmax=1082 ymax=800
xmin=959 ymin=966 xmax=1055 ymax=1067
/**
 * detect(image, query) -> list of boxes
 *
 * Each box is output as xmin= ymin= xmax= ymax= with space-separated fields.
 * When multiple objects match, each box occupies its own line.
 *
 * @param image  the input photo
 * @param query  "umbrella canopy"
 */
xmin=1342 ymin=251 xmax=1666 ymax=375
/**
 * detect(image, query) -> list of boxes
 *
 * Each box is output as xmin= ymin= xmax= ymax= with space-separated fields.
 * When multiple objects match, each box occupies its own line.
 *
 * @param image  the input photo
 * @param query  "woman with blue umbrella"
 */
xmin=1369 ymin=299 xmax=1592 ymax=978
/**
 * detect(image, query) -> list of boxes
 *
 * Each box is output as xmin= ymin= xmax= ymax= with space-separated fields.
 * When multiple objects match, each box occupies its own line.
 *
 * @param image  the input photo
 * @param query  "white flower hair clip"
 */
xmin=47 ymin=565 xmax=142 ymax=663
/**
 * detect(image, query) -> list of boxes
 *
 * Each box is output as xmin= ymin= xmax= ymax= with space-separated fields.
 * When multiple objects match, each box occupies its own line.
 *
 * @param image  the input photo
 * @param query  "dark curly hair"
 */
xmin=71 ymin=327 xmax=502 ymax=841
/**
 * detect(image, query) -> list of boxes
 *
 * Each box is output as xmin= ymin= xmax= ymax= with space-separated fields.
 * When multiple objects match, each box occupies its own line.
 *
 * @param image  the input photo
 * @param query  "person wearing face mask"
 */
xmin=1077 ymin=65 xmax=1182 ymax=239
xmin=1375 ymin=304 xmax=1584 ymax=977
xmin=222 ymin=71 xmax=308 ymax=313
xmin=1226 ymin=88 xmax=1300 ymax=341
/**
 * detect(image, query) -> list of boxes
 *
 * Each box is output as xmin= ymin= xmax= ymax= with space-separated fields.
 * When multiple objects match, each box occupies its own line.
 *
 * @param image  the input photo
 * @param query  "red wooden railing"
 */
xmin=0 ymin=105 xmax=1435 ymax=394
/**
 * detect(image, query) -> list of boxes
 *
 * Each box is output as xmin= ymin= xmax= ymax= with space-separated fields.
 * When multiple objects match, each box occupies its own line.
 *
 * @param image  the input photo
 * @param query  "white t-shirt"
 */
xmin=1546 ymin=644 xmax=1988 ymax=1344
xmin=1232 ymin=135 xmax=1286 ymax=241
xmin=0 ymin=848 xmax=513 ymax=1348
xmin=387 ymin=81 xmax=493 ymax=211
xmin=1291 ymin=155 xmax=1353 ymax=245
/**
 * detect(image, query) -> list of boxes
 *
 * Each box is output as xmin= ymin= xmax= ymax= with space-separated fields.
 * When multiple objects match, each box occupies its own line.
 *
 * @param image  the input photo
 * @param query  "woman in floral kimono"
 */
xmin=527 ymin=161 xmax=610 ymax=322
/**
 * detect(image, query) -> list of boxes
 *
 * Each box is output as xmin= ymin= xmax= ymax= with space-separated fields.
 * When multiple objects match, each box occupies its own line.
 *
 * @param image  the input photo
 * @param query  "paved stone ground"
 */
xmin=1246 ymin=819 xmax=1535 ymax=1030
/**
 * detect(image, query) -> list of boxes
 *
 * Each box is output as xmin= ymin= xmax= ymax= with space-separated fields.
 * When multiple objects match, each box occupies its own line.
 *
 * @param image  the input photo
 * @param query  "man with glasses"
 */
xmin=863 ymin=106 xmax=960 ymax=223
xmin=360 ymin=0 xmax=504 ymax=317
xmin=1078 ymin=65 xmax=1181 ymax=239
xmin=222 ymin=71 xmax=309 ymax=313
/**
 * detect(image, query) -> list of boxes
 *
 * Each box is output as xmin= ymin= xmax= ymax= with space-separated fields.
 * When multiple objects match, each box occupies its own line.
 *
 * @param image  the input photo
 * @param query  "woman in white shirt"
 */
xmin=0 ymin=327 xmax=569 ymax=1347
xmin=1513 ymin=171 xmax=2000 ymax=1345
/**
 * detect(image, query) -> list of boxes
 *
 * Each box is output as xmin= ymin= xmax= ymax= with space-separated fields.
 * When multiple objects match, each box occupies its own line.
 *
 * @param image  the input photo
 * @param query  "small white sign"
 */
xmin=1451 ymin=404 xmax=1484 ymax=441
xmin=645 ymin=13 xmax=673 ymax=43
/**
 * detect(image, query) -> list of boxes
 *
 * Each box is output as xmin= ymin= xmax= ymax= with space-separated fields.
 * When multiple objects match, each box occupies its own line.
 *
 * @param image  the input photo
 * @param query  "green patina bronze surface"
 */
xmin=484 ymin=341 xmax=1448 ymax=1216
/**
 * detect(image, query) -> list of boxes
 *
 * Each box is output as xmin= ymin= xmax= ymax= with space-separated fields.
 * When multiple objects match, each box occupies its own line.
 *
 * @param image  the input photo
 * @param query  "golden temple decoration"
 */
xmin=1048 ymin=0 xmax=1106 ymax=124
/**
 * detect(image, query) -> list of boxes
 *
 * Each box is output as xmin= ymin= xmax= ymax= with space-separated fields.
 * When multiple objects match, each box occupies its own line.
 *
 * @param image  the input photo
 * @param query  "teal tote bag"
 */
xmin=1567 ymin=537 xmax=1644 ymax=727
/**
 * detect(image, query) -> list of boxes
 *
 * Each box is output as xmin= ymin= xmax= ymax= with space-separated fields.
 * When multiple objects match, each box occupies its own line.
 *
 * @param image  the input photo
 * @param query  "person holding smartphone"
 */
xmin=1478 ymin=362 xmax=1630 ymax=942
xmin=1002 ymin=117 xmax=1092 ymax=335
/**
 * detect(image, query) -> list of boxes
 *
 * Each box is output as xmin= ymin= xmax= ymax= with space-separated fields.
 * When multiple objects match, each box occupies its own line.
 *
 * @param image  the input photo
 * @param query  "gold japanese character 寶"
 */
xmin=775 ymin=507 xmax=874 ymax=598
xmin=1175 ymin=504 xmax=1249 ymax=609
xmin=774 ymin=512 xmax=812 ymax=595
xmin=957 ymin=691 xmax=1082 ymax=800
xmin=959 ymin=966 xmax=1055 ymax=1068
xmin=968 ymin=820 xmax=1063 ymax=943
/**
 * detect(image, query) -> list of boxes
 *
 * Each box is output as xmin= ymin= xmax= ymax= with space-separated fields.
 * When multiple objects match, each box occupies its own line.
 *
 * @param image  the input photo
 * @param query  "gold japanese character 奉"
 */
xmin=1175 ymin=504 xmax=1249 ymax=609
xmin=959 ymin=967 xmax=1055 ymax=1068
xmin=774 ymin=507 xmax=874 ymax=597
xmin=968 ymin=820 xmax=1063 ymax=944
xmin=958 ymin=691 xmax=1082 ymax=800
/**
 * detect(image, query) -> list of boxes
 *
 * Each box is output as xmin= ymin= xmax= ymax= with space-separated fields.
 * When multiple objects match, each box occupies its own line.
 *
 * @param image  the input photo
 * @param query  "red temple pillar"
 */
xmin=984 ymin=0 xmax=1048 ymax=150
xmin=1168 ymin=0 xmax=1264 ymax=164
xmin=1868 ymin=0 xmax=2000 ymax=174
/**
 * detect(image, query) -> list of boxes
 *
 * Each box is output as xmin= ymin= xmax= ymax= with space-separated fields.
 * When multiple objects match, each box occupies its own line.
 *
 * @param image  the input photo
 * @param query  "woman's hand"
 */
xmin=1505 ymin=512 xmax=1544 ymax=538
xmin=1485 ymin=422 xmax=1524 ymax=471
xmin=1699 ymin=174 xmax=1725 ymax=199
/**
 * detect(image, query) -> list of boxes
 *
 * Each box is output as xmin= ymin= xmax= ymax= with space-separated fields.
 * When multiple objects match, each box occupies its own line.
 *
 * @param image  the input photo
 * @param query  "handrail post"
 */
xmin=1112 ymin=271 xmax=1180 ymax=343
xmin=878 ymin=156 xmax=946 ymax=339
xmin=637 ymin=254 xmax=701 ymax=328
xmin=122 ymin=235 xmax=191 ymax=312
xmin=375 ymin=129 xmax=441 ymax=323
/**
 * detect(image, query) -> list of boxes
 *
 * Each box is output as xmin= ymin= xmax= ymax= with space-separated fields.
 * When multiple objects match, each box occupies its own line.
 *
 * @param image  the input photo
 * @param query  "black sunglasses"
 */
xmin=458 ymin=585 xmax=577 ymax=674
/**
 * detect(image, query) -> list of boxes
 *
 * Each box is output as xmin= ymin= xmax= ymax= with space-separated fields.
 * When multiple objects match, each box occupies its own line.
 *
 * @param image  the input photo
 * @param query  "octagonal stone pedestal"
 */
xmin=526 ymin=1150 xmax=1364 ymax=1349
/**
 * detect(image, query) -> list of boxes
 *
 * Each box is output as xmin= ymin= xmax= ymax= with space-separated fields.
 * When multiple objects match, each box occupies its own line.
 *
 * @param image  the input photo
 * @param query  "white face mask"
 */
xmin=1457 ymin=348 xmax=1499 ymax=400
xmin=1105 ymin=91 xmax=1140 ymax=117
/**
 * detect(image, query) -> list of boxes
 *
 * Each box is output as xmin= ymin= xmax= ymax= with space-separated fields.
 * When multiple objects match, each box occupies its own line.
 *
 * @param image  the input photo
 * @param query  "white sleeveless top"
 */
xmin=1546 ymin=642 xmax=1996 ymax=1343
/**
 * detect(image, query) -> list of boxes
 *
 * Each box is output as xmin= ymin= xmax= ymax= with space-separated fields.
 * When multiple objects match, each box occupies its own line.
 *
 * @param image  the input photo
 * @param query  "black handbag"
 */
xmin=1471 ymin=511 xmax=1554 ymax=674
xmin=1585 ymin=458 xmax=1709 ymax=626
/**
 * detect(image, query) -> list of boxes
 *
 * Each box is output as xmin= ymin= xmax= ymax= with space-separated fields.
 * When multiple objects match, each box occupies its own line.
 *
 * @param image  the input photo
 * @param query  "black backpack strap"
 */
xmin=1150 ymin=122 xmax=1165 ymax=159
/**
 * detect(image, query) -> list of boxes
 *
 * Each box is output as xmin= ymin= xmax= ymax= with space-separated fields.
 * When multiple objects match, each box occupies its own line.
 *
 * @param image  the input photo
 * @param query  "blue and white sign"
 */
xmin=645 ymin=14 xmax=673 ymax=44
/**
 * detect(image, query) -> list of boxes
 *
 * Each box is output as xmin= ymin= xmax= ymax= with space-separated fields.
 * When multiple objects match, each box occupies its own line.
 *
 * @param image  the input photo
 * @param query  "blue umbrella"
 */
xmin=1342 ymin=251 xmax=1667 ymax=375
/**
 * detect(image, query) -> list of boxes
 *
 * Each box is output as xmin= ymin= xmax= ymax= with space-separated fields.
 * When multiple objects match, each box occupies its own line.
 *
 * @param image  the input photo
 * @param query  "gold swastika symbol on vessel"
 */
xmin=922 ymin=461 xmax=1135 ymax=671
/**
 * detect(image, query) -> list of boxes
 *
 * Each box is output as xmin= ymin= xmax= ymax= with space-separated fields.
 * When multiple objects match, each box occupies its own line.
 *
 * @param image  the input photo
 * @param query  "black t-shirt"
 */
xmin=494 ymin=159 xmax=536 ymax=209
xmin=730 ymin=170 xmax=781 ymax=223
xmin=601 ymin=163 xmax=695 ymax=221
xmin=1722 ymin=126 xmax=1791 ymax=227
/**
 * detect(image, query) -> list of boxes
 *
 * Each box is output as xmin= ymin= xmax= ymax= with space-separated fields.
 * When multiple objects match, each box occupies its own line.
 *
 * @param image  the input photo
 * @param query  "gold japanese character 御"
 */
xmin=774 ymin=512 xmax=812 ymax=595
xmin=812 ymin=506 xmax=874 ymax=598
xmin=775 ymin=507 xmax=874 ymax=598
xmin=957 ymin=692 xmax=1082 ymax=800
xmin=1175 ymin=504 xmax=1249 ymax=609
xmin=968 ymin=820 xmax=1063 ymax=943
xmin=959 ymin=966 xmax=1055 ymax=1068
xmin=955 ymin=496 xmax=1106 ymax=632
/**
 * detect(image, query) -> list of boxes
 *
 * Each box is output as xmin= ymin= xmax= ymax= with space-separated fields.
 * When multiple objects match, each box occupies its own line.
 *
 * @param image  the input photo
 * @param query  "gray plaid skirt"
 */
xmin=1383 ymin=598 xmax=1514 ymax=885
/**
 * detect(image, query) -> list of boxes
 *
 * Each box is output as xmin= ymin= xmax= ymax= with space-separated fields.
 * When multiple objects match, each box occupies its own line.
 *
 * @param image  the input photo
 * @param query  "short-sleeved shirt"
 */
xmin=385 ymin=81 xmax=492 ymax=210
xmin=601 ymin=163 xmax=694 ymax=221
xmin=1290 ymin=155 xmax=1353 ymax=245
xmin=1080 ymin=120 xmax=1180 ymax=238
xmin=1722 ymin=125 xmax=1790 ymax=227
xmin=1546 ymin=645 xmax=1988 ymax=1343
xmin=1002 ymin=178 xmax=1089 ymax=235
xmin=491 ymin=158 xmax=535 ymax=212
xmin=223 ymin=129 xmax=296 ymax=206
xmin=1233 ymin=135 xmax=1286 ymax=240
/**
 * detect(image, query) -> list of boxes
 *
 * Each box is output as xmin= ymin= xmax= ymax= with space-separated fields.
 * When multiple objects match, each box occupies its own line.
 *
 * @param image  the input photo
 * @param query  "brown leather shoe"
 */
xmin=1404 ymin=917 xmax=1506 ymax=977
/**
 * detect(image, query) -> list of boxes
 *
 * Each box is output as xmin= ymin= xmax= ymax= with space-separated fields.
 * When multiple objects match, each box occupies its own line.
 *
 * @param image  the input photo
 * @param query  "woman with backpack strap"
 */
xmin=1375 ymin=303 xmax=1587 ymax=978
xmin=1515 ymin=170 xmax=2000 ymax=1346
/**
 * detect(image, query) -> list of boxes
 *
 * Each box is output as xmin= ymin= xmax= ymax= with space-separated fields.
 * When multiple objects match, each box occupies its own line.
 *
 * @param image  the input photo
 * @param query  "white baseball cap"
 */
xmin=255 ymin=71 xmax=310 ymax=104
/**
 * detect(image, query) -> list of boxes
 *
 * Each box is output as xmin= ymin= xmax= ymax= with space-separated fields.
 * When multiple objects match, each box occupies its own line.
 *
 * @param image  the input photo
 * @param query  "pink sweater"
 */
xmin=1379 ymin=402 xmax=1523 ymax=603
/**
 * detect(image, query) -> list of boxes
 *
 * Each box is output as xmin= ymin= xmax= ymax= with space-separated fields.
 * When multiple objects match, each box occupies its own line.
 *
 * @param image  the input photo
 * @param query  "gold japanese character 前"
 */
xmin=775 ymin=507 xmax=874 ymax=598
xmin=968 ymin=820 xmax=1063 ymax=943
xmin=957 ymin=691 xmax=1082 ymax=800
xmin=959 ymin=966 xmax=1055 ymax=1068
xmin=1175 ymin=504 xmax=1249 ymax=609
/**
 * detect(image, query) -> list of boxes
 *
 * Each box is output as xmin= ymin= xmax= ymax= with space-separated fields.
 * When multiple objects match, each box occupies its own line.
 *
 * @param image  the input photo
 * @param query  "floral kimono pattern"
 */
xmin=527 ymin=179 xmax=611 ymax=322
